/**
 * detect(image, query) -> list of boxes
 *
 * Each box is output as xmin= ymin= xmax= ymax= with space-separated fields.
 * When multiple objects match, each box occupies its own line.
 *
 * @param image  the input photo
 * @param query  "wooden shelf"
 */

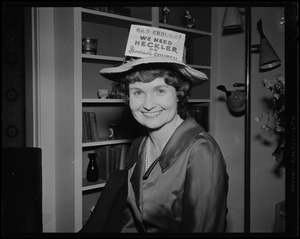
xmin=82 ymin=138 xmax=133 ymax=148
xmin=82 ymin=54 xmax=124 ymax=62
xmin=81 ymin=8 xmax=152 ymax=28
xmin=81 ymin=54 xmax=211 ymax=71
xmin=188 ymin=99 xmax=211 ymax=103
xmin=82 ymin=99 xmax=127 ymax=104
xmin=158 ymin=23 xmax=212 ymax=37
xmin=82 ymin=178 xmax=106 ymax=191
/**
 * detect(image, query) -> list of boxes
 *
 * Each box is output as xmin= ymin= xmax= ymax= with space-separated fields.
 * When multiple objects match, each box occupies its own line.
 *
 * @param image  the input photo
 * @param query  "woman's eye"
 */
xmin=156 ymin=89 xmax=166 ymax=95
xmin=132 ymin=90 xmax=143 ymax=96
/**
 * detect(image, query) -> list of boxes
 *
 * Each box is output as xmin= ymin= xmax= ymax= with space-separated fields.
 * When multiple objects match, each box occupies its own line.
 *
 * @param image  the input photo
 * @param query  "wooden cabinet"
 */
xmin=54 ymin=6 xmax=213 ymax=231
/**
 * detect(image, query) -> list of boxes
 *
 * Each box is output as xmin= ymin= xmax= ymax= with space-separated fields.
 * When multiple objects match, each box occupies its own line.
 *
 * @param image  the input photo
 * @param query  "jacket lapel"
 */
xmin=127 ymin=117 xmax=205 ymax=204
xmin=159 ymin=117 xmax=205 ymax=172
xmin=130 ymin=151 xmax=144 ymax=211
xmin=127 ymin=136 xmax=147 ymax=212
xmin=143 ymin=117 xmax=205 ymax=179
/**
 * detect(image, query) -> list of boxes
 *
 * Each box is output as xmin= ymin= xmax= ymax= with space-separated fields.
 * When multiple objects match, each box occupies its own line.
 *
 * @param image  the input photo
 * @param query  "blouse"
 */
xmin=120 ymin=117 xmax=229 ymax=233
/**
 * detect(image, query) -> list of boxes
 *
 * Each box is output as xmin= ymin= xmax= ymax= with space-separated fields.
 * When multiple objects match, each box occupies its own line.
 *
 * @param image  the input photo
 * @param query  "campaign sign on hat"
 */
xmin=100 ymin=24 xmax=208 ymax=86
xmin=124 ymin=25 xmax=186 ymax=61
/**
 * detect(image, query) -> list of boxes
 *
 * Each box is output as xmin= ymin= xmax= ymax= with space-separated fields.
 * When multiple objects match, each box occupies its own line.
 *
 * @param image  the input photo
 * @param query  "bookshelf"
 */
xmin=52 ymin=6 xmax=214 ymax=231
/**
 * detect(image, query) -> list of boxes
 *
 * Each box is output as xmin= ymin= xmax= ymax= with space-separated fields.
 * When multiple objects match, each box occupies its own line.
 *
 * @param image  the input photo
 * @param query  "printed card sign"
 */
xmin=125 ymin=25 xmax=186 ymax=61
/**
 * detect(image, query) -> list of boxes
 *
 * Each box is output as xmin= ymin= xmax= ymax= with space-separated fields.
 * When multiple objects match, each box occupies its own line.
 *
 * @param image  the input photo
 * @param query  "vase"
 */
xmin=82 ymin=38 xmax=97 ymax=55
xmin=86 ymin=153 xmax=99 ymax=182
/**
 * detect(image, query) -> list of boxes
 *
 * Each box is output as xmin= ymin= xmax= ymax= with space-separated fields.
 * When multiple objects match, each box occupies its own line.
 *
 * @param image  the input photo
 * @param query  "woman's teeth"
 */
xmin=143 ymin=110 xmax=162 ymax=118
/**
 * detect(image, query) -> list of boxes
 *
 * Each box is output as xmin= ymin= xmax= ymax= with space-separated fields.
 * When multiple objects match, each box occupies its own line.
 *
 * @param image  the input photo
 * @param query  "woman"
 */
xmin=80 ymin=56 xmax=228 ymax=233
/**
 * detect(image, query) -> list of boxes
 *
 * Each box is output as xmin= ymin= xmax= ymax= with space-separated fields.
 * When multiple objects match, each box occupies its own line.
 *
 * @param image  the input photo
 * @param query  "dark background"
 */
xmin=2 ymin=4 xmax=26 ymax=148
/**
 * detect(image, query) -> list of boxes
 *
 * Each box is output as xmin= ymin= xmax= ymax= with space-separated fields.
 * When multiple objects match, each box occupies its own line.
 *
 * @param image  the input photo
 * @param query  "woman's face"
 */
xmin=129 ymin=77 xmax=178 ymax=130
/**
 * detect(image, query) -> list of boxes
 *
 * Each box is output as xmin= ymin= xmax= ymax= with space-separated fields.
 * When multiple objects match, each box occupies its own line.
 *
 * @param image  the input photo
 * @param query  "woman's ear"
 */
xmin=176 ymin=91 xmax=185 ymax=101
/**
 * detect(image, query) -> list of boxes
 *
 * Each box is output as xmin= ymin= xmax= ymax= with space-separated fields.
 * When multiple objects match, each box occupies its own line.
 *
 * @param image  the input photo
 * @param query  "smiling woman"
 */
xmin=123 ymin=64 xmax=191 ymax=115
xmin=129 ymin=78 xmax=177 ymax=126
xmin=80 ymin=56 xmax=229 ymax=233
xmin=128 ymin=78 xmax=179 ymax=165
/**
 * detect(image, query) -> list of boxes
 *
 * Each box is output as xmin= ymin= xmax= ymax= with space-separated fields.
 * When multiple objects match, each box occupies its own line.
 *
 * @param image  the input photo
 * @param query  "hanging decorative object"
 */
xmin=181 ymin=9 xmax=195 ymax=29
xmin=217 ymin=85 xmax=246 ymax=113
xmin=160 ymin=7 xmax=170 ymax=24
xmin=256 ymin=19 xmax=281 ymax=70
xmin=222 ymin=7 xmax=244 ymax=29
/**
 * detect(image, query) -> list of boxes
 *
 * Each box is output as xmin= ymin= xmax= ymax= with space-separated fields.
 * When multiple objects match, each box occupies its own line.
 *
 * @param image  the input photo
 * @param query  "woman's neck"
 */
xmin=147 ymin=114 xmax=181 ymax=160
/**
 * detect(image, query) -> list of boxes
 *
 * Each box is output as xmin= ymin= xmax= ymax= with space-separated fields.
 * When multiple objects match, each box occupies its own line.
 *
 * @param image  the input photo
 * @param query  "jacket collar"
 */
xmin=127 ymin=117 xmax=205 ymax=178
xmin=126 ymin=117 xmax=205 ymax=214
xmin=157 ymin=117 xmax=205 ymax=172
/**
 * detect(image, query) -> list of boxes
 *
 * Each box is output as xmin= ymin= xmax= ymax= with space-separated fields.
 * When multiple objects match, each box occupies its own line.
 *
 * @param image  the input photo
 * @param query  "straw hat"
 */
xmin=99 ymin=56 xmax=208 ymax=86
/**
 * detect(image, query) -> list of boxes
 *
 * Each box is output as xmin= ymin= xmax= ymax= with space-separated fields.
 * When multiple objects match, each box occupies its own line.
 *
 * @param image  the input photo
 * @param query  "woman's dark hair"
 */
xmin=118 ymin=64 xmax=191 ymax=116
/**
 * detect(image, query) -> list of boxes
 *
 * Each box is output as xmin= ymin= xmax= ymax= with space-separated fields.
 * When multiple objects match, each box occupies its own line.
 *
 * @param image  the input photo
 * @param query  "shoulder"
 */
xmin=194 ymin=131 xmax=222 ymax=152
xmin=186 ymin=132 xmax=229 ymax=188
xmin=188 ymin=131 xmax=227 ymax=170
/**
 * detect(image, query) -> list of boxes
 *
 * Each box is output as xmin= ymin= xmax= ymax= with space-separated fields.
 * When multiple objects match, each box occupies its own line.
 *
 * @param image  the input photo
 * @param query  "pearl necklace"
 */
xmin=144 ymin=115 xmax=184 ymax=173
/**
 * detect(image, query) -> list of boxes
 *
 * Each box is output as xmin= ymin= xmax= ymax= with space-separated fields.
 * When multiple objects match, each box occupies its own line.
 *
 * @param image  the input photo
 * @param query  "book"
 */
xmin=96 ymin=146 xmax=111 ymax=180
xmin=113 ymin=7 xmax=131 ymax=17
xmin=186 ymin=105 xmax=209 ymax=131
xmin=82 ymin=112 xmax=87 ymax=143
xmin=110 ymin=147 xmax=117 ymax=175
xmin=82 ymin=112 xmax=91 ymax=142
xmin=82 ymin=111 xmax=100 ymax=142
xmin=90 ymin=112 xmax=100 ymax=142
xmin=85 ymin=111 xmax=92 ymax=142
xmin=115 ymin=146 xmax=121 ymax=171
xmin=95 ymin=144 xmax=130 ymax=180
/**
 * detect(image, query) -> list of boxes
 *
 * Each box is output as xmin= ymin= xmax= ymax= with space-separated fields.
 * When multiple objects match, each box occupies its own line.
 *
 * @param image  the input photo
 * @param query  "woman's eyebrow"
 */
xmin=129 ymin=84 xmax=170 ymax=92
xmin=154 ymin=85 xmax=168 ymax=88
xmin=129 ymin=87 xmax=142 ymax=90
xmin=153 ymin=85 xmax=170 ymax=91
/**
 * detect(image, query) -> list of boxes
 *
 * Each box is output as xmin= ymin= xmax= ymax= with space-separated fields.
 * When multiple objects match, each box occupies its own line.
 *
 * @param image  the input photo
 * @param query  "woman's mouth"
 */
xmin=142 ymin=110 xmax=163 ymax=118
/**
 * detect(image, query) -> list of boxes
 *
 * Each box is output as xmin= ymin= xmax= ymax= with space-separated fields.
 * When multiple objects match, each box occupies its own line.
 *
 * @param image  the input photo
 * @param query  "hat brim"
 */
xmin=99 ymin=56 xmax=208 ymax=86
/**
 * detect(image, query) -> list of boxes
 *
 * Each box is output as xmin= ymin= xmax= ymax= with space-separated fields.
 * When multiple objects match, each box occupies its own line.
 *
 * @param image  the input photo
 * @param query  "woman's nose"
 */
xmin=143 ymin=94 xmax=156 ymax=111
